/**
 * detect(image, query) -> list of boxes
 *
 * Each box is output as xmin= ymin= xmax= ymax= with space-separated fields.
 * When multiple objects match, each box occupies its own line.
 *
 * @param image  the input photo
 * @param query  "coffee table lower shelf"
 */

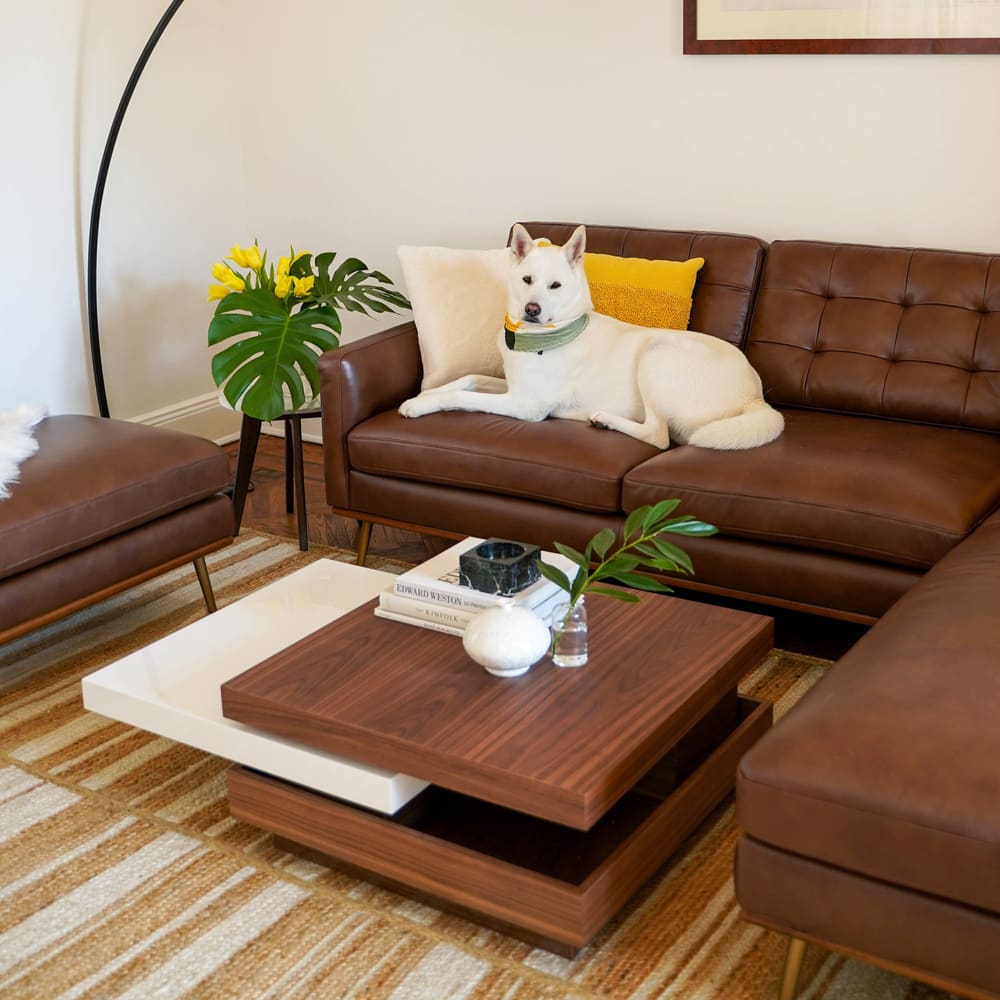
xmin=227 ymin=694 xmax=771 ymax=955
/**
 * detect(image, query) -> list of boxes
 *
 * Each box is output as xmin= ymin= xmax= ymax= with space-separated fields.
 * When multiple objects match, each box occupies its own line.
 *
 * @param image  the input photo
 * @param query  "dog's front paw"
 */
xmin=399 ymin=394 xmax=438 ymax=418
xmin=398 ymin=397 xmax=422 ymax=419
xmin=589 ymin=412 xmax=611 ymax=430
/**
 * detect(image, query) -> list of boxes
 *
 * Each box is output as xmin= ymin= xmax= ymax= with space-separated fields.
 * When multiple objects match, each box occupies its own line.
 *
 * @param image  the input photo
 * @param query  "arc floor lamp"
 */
xmin=86 ymin=0 xmax=185 ymax=418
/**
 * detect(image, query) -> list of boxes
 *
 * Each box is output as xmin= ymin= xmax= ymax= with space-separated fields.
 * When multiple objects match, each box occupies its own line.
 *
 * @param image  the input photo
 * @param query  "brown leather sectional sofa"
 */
xmin=319 ymin=222 xmax=1000 ymax=997
xmin=0 ymin=416 xmax=234 ymax=644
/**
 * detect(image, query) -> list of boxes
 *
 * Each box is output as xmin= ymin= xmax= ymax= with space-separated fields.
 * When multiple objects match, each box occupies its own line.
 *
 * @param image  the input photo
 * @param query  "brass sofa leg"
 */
xmin=193 ymin=557 xmax=218 ymax=613
xmin=778 ymin=937 xmax=806 ymax=1000
xmin=356 ymin=520 xmax=373 ymax=567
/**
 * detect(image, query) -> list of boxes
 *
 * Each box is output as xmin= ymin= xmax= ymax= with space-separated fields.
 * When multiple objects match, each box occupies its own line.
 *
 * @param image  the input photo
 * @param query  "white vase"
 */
xmin=462 ymin=605 xmax=550 ymax=677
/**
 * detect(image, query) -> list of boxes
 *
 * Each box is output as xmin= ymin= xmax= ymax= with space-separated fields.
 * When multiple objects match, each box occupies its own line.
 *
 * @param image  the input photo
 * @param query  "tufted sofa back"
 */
xmin=519 ymin=222 xmax=766 ymax=348
xmin=747 ymin=240 xmax=1000 ymax=431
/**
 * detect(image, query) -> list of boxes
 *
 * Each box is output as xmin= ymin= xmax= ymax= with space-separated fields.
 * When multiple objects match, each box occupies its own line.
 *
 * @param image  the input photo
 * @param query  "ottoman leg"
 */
xmin=779 ymin=937 xmax=806 ymax=1000
xmin=193 ymin=557 xmax=218 ymax=614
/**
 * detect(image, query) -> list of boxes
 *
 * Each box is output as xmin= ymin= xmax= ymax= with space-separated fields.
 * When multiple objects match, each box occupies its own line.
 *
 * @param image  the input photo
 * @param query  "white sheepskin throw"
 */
xmin=0 ymin=405 xmax=47 ymax=500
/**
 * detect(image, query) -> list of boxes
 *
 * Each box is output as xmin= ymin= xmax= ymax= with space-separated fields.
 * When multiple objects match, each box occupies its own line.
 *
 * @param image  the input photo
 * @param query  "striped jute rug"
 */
xmin=0 ymin=532 xmax=950 ymax=1000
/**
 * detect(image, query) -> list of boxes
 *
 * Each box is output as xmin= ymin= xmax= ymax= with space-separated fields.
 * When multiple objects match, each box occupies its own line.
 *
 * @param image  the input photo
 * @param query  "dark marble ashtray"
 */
xmin=459 ymin=538 xmax=541 ymax=596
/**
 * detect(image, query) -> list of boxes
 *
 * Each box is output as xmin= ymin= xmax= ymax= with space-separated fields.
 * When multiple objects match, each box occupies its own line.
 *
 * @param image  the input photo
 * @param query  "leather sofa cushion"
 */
xmin=747 ymin=240 xmax=1000 ymax=431
xmin=736 ymin=510 xmax=1000 ymax=915
xmin=622 ymin=409 xmax=1000 ymax=569
xmin=348 ymin=410 xmax=658 ymax=514
xmin=0 ymin=416 xmax=231 ymax=582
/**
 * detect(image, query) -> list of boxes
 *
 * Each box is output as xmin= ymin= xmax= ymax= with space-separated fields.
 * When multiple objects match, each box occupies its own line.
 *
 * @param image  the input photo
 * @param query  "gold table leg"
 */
xmin=778 ymin=937 xmax=806 ymax=1000
xmin=193 ymin=556 xmax=218 ymax=614
xmin=356 ymin=520 xmax=373 ymax=566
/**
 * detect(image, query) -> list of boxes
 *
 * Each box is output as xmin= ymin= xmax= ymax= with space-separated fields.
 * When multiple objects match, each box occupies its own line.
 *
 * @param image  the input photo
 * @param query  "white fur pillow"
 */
xmin=397 ymin=245 xmax=509 ymax=390
xmin=0 ymin=404 xmax=46 ymax=500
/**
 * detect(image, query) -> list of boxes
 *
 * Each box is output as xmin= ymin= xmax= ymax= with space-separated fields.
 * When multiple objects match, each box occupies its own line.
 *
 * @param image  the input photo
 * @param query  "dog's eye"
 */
xmin=549 ymin=281 xmax=562 ymax=290
xmin=522 ymin=275 xmax=533 ymax=285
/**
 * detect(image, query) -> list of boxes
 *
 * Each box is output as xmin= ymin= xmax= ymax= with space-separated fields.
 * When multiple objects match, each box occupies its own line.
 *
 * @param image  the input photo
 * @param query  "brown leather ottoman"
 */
xmin=734 ymin=510 xmax=1000 ymax=999
xmin=0 ymin=415 xmax=234 ymax=644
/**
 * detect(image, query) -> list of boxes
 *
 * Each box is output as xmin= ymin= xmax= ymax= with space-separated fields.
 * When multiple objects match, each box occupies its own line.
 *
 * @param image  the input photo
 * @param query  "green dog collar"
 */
xmin=504 ymin=313 xmax=590 ymax=354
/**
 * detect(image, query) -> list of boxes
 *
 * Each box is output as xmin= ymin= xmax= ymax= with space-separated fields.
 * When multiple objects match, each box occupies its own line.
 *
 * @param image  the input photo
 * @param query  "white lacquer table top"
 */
xmin=82 ymin=559 xmax=428 ymax=814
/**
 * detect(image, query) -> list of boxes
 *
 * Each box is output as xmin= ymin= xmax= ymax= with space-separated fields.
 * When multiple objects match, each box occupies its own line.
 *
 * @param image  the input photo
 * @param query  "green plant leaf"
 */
xmin=312 ymin=256 xmax=411 ymax=318
xmin=662 ymin=519 xmax=718 ymax=536
xmin=623 ymin=507 xmax=647 ymax=542
xmin=537 ymin=560 xmax=572 ymax=594
xmin=590 ymin=528 xmax=616 ymax=559
xmin=643 ymin=499 xmax=680 ymax=530
xmin=649 ymin=537 xmax=695 ymax=574
xmin=553 ymin=542 xmax=588 ymax=569
xmin=609 ymin=571 xmax=674 ymax=593
xmin=208 ymin=288 xmax=339 ymax=421
xmin=289 ymin=252 xmax=313 ymax=278
xmin=592 ymin=555 xmax=641 ymax=579
xmin=586 ymin=586 xmax=642 ymax=602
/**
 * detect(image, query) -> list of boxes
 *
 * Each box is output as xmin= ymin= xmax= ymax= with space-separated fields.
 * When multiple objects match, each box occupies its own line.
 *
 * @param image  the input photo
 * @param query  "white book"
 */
xmin=379 ymin=590 xmax=478 ymax=630
xmin=378 ymin=587 xmax=566 ymax=634
xmin=392 ymin=537 xmax=575 ymax=612
xmin=373 ymin=606 xmax=464 ymax=637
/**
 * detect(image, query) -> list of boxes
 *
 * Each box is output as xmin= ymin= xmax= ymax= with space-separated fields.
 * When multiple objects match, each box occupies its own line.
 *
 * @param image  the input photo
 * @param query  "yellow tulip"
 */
xmin=245 ymin=244 xmax=263 ymax=269
xmin=229 ymin=245 xmax=249 ymax=268
xmin=275 ymin=274 xmax=293 ymax=298
xmin=207 ymin=283 xmax=231 ymax=301
xmin=212 ymin=262 xmax=245 ymax=292
xmin=292 ymin=275 xmax=315 ymax=297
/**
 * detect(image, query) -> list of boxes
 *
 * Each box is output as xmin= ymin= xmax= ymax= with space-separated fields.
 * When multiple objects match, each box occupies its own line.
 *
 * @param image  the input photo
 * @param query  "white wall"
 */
xmin=78 ymin=0 xmax=246 ymax=438
xmin=2 ymin=0 xmax=998 ymax=436
xmin=243 ymin=0 xmax=999 ymax=254
xmin=0 ymin=2 xmax=90 ymax=414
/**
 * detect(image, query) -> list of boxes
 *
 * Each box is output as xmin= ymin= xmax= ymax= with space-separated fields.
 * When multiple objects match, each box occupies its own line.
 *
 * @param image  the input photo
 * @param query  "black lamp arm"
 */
xmin=85 ymin=0 xmax=186 ymax=418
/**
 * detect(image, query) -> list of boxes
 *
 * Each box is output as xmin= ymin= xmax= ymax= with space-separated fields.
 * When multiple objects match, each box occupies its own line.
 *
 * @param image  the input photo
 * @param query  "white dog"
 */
xmin=399 ymin=225 xmax=783 ymax=450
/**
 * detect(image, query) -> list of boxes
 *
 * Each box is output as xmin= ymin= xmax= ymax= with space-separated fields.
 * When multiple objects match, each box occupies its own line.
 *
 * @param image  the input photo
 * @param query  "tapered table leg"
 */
xmin=288 ymin=416 xmax=308 ymax=551
xmin=779 ymin=937 xmax=806 ymax=1000
xmin=284 ymin=423 xmax=294 ymax=513
xmin=231 ymin=415 xmax=261 ymax=534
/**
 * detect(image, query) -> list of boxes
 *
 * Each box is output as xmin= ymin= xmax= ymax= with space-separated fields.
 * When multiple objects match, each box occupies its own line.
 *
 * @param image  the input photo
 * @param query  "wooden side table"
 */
xmin=230 ymin=408 xmax=321 ymax=551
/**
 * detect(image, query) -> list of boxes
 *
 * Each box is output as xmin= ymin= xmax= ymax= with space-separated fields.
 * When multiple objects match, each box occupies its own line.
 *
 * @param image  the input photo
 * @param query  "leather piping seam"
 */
xmin=739 ymin=773 xmax=1000 ymax=858
xmin=1 ymin=493 xmax=230 ymax=580
xmin=621 ymin=481 xmax=976 ymax=536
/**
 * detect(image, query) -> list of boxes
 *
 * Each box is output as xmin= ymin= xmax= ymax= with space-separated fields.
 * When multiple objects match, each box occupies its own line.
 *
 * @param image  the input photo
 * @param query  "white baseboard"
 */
xmin=130 ymin=393 xmax=323 ymax=447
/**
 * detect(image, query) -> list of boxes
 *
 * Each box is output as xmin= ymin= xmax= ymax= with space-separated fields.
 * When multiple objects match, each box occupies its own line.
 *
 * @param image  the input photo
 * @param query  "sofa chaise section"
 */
xmin=735 ymin=509 xmax=1000 ymax=999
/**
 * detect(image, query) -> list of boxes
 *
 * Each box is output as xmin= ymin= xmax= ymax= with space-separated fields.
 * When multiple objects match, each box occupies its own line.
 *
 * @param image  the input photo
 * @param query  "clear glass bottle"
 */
xmin=550 ymin=596 xmax=588 ymax=667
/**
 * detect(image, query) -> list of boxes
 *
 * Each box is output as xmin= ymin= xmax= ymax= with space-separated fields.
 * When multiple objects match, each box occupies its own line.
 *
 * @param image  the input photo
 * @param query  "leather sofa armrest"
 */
xmin=319 ymin=322 xmax=422 ymax=509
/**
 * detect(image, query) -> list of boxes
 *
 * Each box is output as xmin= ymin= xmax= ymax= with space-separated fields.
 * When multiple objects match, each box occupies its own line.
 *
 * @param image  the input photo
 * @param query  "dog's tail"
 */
xmin=687 ymin=400 xmax=784 ymax=450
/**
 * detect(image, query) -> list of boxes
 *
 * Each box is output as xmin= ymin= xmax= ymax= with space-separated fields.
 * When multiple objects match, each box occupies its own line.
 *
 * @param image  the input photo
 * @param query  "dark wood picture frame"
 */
xmin=683 ymin=0 xmax=1000 ymax=54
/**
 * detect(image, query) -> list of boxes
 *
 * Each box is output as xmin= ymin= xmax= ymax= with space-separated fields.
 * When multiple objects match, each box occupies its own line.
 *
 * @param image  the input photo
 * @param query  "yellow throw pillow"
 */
xmin=583 ymin=253 xmax=705 ymax=330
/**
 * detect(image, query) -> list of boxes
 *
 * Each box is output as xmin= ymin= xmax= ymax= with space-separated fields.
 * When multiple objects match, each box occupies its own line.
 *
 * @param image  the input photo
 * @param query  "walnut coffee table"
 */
xmin=221 ymin=589 xmax=773 ymax=955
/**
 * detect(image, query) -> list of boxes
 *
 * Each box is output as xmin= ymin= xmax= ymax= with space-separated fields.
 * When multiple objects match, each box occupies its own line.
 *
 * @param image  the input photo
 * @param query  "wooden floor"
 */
xmin=224 ymin=434 xmax=450 ymax=566
xmin=224 ymin=434 xmax=866 ymax=660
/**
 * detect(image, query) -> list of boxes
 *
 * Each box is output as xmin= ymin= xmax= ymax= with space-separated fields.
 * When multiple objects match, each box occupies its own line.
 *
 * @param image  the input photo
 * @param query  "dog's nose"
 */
xmin=524 ymin=302 xmax=541 ymax=319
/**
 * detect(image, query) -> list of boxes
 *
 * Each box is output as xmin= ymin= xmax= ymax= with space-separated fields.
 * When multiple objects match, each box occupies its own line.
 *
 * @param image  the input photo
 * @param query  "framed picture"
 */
xmin=683 ymin=0 xmax=1000 ymax=54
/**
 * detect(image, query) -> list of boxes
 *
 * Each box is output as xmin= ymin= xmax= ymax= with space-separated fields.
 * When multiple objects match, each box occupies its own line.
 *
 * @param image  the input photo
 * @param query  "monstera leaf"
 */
xmin=309 ymin=253 xmax=411 ymax=316
xmin=208 ymin=287 xmax=340 ymax=422
xmin=207 ymin=245 xmax=410 ymax=422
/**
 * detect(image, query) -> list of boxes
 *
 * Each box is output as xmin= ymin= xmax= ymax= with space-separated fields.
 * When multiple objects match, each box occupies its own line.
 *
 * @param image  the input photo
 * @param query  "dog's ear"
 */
xmin=511 ymin=224 xmax=534 ymax=260
xmin=564 ymin=225 xmax=586 ymax=266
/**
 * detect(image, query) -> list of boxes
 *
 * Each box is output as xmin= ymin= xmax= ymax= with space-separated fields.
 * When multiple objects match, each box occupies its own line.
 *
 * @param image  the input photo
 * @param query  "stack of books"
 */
xmin=375 ymin=537 xmax=574 ymax=636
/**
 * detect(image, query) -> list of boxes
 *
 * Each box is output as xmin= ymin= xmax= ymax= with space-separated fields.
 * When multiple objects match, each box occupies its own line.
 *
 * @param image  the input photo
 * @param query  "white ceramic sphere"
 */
xmin=462 ymin=605 xmax=551 ymax=677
